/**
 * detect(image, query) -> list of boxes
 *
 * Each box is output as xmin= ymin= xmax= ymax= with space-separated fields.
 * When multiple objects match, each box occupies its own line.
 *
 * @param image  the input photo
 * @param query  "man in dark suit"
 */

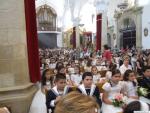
xmin=77 ymin=72 xmax=102 ymax=107
xmin=138 ymin=66 xmax=150 ymax=99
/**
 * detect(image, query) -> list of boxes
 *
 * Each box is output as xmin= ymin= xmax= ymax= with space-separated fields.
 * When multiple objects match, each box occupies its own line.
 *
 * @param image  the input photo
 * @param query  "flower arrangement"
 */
xmin=137 ymin=87 xmax=148 ymax=97
xmin=112 ymin=94 xmax=124 ymax=107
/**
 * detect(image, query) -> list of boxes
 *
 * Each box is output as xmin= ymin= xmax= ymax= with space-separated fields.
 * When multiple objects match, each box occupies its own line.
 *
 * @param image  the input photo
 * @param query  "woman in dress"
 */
xmin=102 ymin=69 xmax=124 ymax=113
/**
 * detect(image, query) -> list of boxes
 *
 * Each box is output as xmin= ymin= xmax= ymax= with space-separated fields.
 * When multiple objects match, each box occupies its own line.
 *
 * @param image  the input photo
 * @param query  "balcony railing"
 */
xmin=37 ymin=26 xmax=61 ymax=32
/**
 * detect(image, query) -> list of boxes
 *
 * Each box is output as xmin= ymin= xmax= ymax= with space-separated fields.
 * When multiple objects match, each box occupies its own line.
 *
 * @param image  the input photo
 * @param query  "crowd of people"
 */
xmin=29 ymin=45 xmax=150 ymax=113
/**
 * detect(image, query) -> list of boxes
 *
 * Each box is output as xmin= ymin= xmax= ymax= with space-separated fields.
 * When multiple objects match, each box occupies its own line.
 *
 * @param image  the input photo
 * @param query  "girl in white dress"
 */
xmin=91 ymin=66 xmax=101 ymax=84
xmin=29 ymin=69 xmax=54 ymax=113
xmin=102 ymin=69 xmax=124 ymax=113
xmin=123 ymin=69 xmax=138 ymax=102
xmin=70 ymin=65 xmax=82 ymax=86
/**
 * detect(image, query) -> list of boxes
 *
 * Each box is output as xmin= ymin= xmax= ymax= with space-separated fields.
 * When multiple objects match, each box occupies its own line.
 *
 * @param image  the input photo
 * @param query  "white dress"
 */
xmin=124 ymin=81 xmax=138 ymax=104
xmin=29 ymin=89 xmax=47 ymax=113
xmin=101 ymin=82 xmax=123 ymax=113
xmin=29 ymin=83 xmax=51 ymax=113
xmin=71 ymin=74 xmax=82 ymax=86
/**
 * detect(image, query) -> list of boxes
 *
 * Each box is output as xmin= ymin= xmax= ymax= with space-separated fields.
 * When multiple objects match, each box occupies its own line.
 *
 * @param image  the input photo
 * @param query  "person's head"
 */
xmin=143 ymin=66 xmax=150 ymax=77
xmin=44 ymin=63 xmax=49 ymax=69
xmin=41 ymin=69 xmax=53 ymax=86
xmin=91 ymin=66 xmax=98 ymax=75
xmin=50 ymin=57 xmax=56 ymax=63
xmin=82 ymin=72 xmax=93 ymax=88
xmin=103 ymin=44 xmax=109 ymax=50
xmin=123 ymin=56 xmax=130 ymax=66
xmin=109 ymin=64 xmax=117 ymax=71
xmin=71 ymin=60 xmax=76 ymax=67
xmin=55 ymin=73 xmax=66 ymax=91
xmin=111 ymin=69 xmax=121 ymax=84
xmin=74 ymin=65 xmax=80 ymax=74
xmin=123 ymin=101 xmax=149 ymax=113
xmin=55 ymin=91 xmax=99 ymax=113
xmin=87 ymin=59 xmax=92 ymax=67
xmin=55 ymin=62 xmax=64 ymax=70
xmin=57 ymin=65 xmax=66 ymax=74
xmin=123 ymin=70 xmax=136 ymax=82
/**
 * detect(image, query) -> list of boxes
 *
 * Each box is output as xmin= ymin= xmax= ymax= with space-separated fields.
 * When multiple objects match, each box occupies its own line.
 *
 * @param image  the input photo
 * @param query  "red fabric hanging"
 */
xmin=96 ymin=14 xmax=102 ymax=51
xmin=73 ymin=27 xmax=76 ymax=48
xmin=24 ymin=0 xmax=41 ymax=83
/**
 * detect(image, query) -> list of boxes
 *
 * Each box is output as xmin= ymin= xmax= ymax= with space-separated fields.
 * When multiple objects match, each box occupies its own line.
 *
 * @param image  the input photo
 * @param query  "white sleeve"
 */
xmin=50 ymin=100 xmax=55 ymax=107
xmin=102 ymin=82 xmax=110 ymax=92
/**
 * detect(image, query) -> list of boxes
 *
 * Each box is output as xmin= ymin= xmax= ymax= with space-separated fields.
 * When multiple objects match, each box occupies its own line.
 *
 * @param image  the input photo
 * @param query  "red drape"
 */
xmin=96 ymin=14 xmax=102 ymax=51
xmin=73 ymin=27 xmax=76 ymax=48
xmin=24 ymin=0 xmax=41 ymax=83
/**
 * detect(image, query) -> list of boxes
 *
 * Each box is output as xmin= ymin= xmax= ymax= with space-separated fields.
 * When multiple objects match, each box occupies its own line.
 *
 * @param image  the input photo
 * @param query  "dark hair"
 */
xmin=82 ymin=72 xmax=93 ymax=80
xmin=55 ymin=62 xmax=64 ymax=70
xmin=124 ymin=70 xmax=137 ymax=86
xmin=111 ymin=69 xmax=121 ymax=77
xmin=57 ymin=65 xmax=65 ymax=74
xmin=143 ymin=66 xmax=150 ymax=72
xmin=41 ymin=69 xmax=53 ymax=86
xmin=86 ymin=59 xmax=92 ymax=67
xmin=109 ymin=64 xmax=117 ymax=71
xmin=55 ymin=73 xmax=66 ymax=82
xmin=123 ymin=70 xmax=134 ymax=81
xmin=123 ymin=101 xmax=141 ymax=113
xmin=103 ymin=44 xmax=109 ymax=50
xmin=74 ymin=65 xmax=81 ymax=74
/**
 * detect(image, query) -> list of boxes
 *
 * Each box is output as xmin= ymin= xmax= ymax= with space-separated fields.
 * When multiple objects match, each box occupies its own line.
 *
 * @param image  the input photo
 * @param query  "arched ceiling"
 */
xmin=35 ymin=0 xmax=149 ymax=31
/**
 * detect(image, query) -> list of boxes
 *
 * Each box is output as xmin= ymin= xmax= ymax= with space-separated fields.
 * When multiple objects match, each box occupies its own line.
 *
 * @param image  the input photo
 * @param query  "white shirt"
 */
xmin=119 ymin=64 xmax=132 ymax=75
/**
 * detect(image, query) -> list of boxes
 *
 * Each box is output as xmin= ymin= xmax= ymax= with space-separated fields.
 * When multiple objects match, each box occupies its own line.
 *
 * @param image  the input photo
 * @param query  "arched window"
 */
xmin=36 ymin=4 xmax=57 ymax=31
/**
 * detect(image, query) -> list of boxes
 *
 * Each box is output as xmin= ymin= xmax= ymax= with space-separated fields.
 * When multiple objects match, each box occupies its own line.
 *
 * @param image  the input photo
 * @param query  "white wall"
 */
xmin=57 ymin=33 xmax=63 ymax=47
xmin=142 ymin=3 xmax=150 ymax=49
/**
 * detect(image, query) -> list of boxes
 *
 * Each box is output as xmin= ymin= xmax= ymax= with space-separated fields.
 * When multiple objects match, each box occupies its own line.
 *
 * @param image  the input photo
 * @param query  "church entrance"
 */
xmin=120 ymin=18 xmax=136 ymax=49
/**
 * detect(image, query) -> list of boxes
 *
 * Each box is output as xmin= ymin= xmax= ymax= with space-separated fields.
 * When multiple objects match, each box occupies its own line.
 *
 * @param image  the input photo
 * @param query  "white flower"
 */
xmin=137 ymin=87 xmax=148 ymax=96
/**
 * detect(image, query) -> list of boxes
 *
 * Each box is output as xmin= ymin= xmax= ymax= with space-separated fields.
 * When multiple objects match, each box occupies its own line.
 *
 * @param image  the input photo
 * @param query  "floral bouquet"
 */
xmin=137 ymin=86 xmax=148 ymax=97
xmin=112 ymin=94 xmax=125 ymax=107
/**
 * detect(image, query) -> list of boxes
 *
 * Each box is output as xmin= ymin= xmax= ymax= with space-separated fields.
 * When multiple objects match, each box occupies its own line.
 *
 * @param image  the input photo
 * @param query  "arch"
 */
xmin=119 ymin=17 xmax=136 ymax=49
xmin=36 ymin=4 xmax=57 ymax=31
xmin=36 ymin=4 xmax=57 ymax=16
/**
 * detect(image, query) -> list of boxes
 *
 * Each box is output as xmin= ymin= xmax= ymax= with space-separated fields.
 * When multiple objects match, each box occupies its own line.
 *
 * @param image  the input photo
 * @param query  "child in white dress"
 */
xmin=29 ymin=69 xmax=54 ymax=113
xmin=91 ymin=66 xmax=101 ymax=84
xmin=71 ymin=65 xmax=82 ymax=86
xmin=102 ymin=69 xmax=124 ymax=113
xmin=123 ymin=69 xmax=138 ymax=102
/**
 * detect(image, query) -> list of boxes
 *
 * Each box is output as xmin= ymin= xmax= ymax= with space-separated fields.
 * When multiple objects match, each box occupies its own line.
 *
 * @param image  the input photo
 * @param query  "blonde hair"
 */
xmin=54 ymin=91 xmax=99 ymax=113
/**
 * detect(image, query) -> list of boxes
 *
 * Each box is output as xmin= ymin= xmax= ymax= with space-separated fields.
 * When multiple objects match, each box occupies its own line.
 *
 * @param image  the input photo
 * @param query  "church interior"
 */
xmin=0 ymin=0 xmax=150 ymax=113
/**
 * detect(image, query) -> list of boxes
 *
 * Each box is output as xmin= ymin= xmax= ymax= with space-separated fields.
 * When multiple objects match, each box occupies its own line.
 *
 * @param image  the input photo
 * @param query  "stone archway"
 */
xmin=114 ymin=6 xmax=143 ymax=49
xmin=120 ymin=18 xmax=136 ymax=49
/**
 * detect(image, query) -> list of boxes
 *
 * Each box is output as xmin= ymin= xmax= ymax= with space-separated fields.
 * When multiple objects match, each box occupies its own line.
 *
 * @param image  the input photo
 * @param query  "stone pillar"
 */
xmin=135 ymin=7 xmax=143 ymax=49
xmin=73 ymin=17 xmax=80 ymax=48
xmin=101 ymin=11 xmax=108 ymax=49
xmin=76 ymin=26 xmax=80 ymax=48
xmin=0 ymin=0 xmax=37 ymax=113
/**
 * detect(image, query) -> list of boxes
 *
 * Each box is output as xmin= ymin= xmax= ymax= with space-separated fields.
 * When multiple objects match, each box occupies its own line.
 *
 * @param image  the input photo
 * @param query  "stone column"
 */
xmin=135 ymin=7 xmax=143 ymax=49
xmin=73 ymin=17 xmax=80 ymax=48
xmin=101 ymin=11 xmax=108 ymax=49
xmin=76 ymin=26 xmax=80 ymax=48
xmin=0 ymin=0 xmax=37 ymax=113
